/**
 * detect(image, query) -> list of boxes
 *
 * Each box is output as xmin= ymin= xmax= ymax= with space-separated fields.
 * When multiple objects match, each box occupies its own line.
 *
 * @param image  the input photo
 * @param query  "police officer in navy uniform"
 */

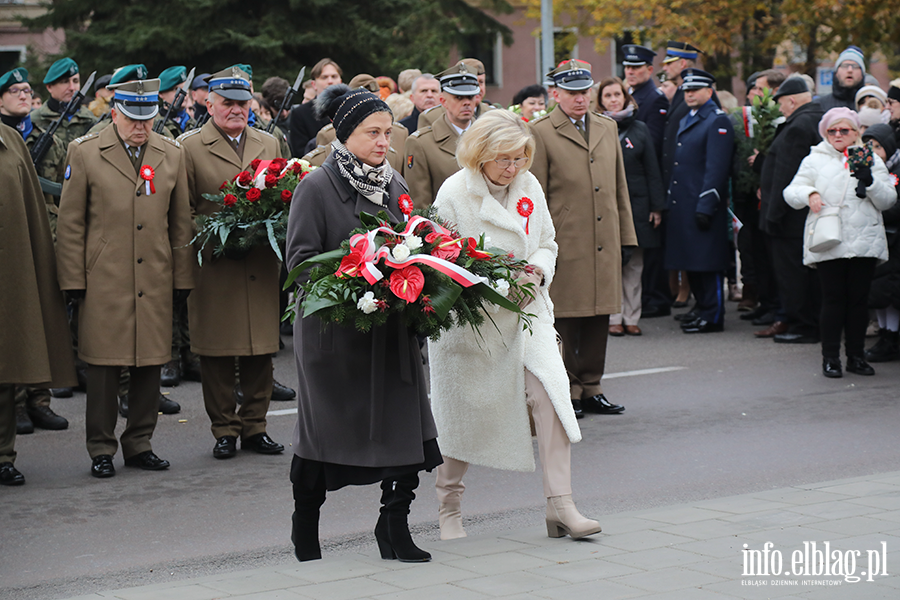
xmin=665 ymin=69 xmax=734 ymax=334
xmin=622 ymin=44 xmax=668 ymax=155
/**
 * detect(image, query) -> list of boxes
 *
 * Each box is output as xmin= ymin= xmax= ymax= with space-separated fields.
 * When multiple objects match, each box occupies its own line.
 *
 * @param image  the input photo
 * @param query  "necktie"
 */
xmin=574 ymin=119 xmax=587 ymax=142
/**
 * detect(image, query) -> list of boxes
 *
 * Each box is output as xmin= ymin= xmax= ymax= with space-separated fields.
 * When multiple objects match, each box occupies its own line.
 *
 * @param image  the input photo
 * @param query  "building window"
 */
xmin=0 ymin=46 xmax=27 ymax=74
xmin=535 ymin=29 xmax=579 ymax=82
xmin=458 ymin=33 xmax=502 ymax=87
xmin=613 ymin=31 xmax=647 ymax=78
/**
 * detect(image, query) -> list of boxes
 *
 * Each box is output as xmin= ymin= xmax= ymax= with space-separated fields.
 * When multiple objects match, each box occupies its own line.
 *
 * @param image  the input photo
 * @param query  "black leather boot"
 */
xmin=865 ymin=329 xmax=900 ymax=363
xmin=291 ymin=475 xmax=326 ymax=562
xmin=375 ymin=472 xmax=431 ymax=562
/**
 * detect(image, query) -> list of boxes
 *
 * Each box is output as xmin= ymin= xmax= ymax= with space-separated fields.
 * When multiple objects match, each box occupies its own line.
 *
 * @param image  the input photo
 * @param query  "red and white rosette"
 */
xmin=398 ymin=193 xmax=414 ymax=221
xmin=517 ymin=197 xmax=534 ymax=234
xmin=140 ymin=165 xmax=156 ymax=195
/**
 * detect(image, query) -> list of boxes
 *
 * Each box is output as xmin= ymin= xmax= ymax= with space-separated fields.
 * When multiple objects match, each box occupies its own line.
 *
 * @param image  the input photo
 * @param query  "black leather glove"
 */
xmin=621 ymin=246 xmax=635 ymax=267
xmin=66 ymin=289 xmax=86 ymax=301
xmin=695 ymin=212 xmax=712 ymax=232
xmin=173 ymin=289 xmax=191 ymax=304
xmin=222 ymin=245 xmax=252 ymax=261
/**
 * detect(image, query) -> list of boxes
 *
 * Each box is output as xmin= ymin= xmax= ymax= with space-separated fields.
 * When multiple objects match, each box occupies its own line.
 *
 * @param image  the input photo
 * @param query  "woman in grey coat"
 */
xmin=285 ymin=85 xmax=440 ymax=563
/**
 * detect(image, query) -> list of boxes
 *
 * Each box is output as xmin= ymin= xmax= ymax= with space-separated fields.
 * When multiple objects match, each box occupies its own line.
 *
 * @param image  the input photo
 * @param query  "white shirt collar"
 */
xmin=450 ymin=121 xmax=470 ymax=136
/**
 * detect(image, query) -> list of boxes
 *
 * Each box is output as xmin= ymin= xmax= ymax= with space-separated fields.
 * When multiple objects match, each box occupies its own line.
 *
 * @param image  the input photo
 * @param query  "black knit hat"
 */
xmin=862 ymin=123 xmax=898 ymax=159
xmin=888 ymin=84 xmax=900 ymax=103
xmin=314 ymin=83 xmax=391 ymax=143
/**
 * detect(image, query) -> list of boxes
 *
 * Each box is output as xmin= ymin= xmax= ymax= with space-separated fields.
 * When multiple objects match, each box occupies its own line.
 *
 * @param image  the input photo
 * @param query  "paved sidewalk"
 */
xmin=62 ymin=472 xmax=900 ymax=600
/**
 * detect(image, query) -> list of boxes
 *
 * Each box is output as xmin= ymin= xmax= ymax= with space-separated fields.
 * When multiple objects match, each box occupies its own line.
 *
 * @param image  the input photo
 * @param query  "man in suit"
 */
xmin=56 ymin=77 xmax=194 ymax=477
xmin=665 ymin=69 xmax=735 ymax=334
xmin=530 ymin=59 xmax=637 ymax=418
xmin=178 ymin=66 xmax=285 ymax=459
xmin=403 ymin=63 xmax=479 ymax=208
xmin=399 ymin=73 xmax=440 ymax=132
xmin=289 ymin=58 xmax=342 ymax=156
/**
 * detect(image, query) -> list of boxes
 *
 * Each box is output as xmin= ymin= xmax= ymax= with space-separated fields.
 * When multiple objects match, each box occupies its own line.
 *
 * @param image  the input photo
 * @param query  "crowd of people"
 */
xmin=2 ymin=41 xmax=899 ymax=563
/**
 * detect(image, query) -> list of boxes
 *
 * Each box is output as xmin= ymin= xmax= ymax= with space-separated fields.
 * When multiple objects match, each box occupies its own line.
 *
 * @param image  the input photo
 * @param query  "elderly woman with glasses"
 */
xmin=428 ymin=110 xmax=601 ymax=543
xmin=784 ymin=107 xmax=896 ymax=378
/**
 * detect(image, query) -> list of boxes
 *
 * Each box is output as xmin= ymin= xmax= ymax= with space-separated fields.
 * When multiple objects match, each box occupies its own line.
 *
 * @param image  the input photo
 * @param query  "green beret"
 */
xmin=43 ymin=57 xmax=79 ymax=85
xmin=110 ymin=64 xmax=149 ymax=86
xmin=158 ymin=65 xmax=187 ymax=93
xmin=0 ymin=67 xmax=29 ymax=95
xmin=229 ymin=64 xmax=253 ymax=80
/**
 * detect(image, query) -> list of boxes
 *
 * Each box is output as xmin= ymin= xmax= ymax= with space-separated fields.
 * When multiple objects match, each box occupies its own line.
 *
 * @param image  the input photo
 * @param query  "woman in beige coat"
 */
xmin=429 ymin=110 xmax=601 ymax=541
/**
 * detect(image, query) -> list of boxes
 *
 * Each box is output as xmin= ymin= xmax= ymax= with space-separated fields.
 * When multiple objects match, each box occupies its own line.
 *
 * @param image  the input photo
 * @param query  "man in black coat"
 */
xmin=815 ymin=46 xmax=866 ymax=112
xmin=399 ymin=74 xmax=440 ymax=133
xmin=289 ymin=59 xmax=342 ymax=157
xmin=759 ymin=77 xmax=824 ymax=343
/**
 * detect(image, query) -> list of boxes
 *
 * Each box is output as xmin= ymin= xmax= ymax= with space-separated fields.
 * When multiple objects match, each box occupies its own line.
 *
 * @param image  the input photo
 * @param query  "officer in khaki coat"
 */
xmin=530 ymin=60 xmax=638 ymax=418
xmin=415 ymin=58 xmax=495 ymax=131
xmin=56 ymin=78 xmax=194 ymax=478
xmin=403 ymin=63 xmax=480 ymax=208
xmin=178 ymin=66 xmax=285 ymax=460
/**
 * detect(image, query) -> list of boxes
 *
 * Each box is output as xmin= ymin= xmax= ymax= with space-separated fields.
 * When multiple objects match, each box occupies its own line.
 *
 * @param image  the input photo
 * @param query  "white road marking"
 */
xmin=265 ymin=366 xmax=686 ymax=416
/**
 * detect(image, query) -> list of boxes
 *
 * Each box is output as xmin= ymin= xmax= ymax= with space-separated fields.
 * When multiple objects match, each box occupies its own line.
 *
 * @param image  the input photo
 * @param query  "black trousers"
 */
xmin=641 ymin=246 xmax=672 ymax=310
xmin=817 ymin=258 xmax=877 ymax=359
xmin=686 ymin=271 xmax=725 ymax=324
xmin=769 ymin=236 xmax=820 ymax=337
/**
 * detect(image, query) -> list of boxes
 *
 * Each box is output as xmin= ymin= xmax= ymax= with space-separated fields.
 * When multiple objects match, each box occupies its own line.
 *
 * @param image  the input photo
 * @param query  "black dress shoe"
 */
xmin=674 ymin=310 xmax=699 ymax=322
xmin=242 ymin=432 xmax=285 ymax=454
xmin=846 ymin=356 xmax=875 ymax=376
xmin=680 ymin=317 xmax=703 ymax=330
xmin=50 ymin=387 xmax=73 ymax=398
xmin=91 ymin=455 xmax=116 ymax=478
xmin=124 ymin=450 xmax=170 ymax=470
xmin=15 ymin=404 xmax=34 ymax=435
xmin=160 ymin=359 xmax=181 ymax=387
xmin=0 ymin=462 xmax=25 ymax=486
xmin=740 ymin=305 xmax=769 ymax=321
xmin=641 ymin=305 xmax=671 ymax=318
xmin=272 ymin=379 xmax=297 ymax=401
xmin=773 ymin=332 xmax=819 ymax=344
xmin=158 ymin=393 xmax=181 ymax=415
xmin=27 ymin=405 xmax=68 ymax=430
xmin=181 ymin=354 xmax=202 ymax=382
xmin=582 ymin=394 xmax=624 ymax=414
xmin=118 ymin=395 xmax=129 ymax=418
xmin=671 ymin=299 xmax=690 ymax=309
xmin=822 ymin=357 xmax=843 ymax=378
xmin=751 ymin=312 xmax=776 ymax=326
xmin=682 ymin=319 xmax=724 ymax=334
xmin=571 ymin=399 xmax=584 ymax=419
xmin=213 ymin=436 xmax=237 ymax=459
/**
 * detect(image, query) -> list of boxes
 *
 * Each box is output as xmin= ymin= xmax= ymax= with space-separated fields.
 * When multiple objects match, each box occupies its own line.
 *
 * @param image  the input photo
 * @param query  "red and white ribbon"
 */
xmin=140 ymin=165 xmax=155 ymax=195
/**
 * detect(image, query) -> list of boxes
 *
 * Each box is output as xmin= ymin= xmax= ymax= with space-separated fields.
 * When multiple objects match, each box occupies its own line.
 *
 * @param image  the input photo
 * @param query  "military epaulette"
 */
xmin=654 ymin=87 xmax=664 ymax=96
xmin=593 ymin=111 xmax=615 ymax=122
xmin=302 ymin=146 xmax=326 ymax=160
xmin=528 ymin=113 xmax=550 ymax=125
xmin=177 ymin=128 xmax=202 ymax=143
xmin=253 ymin=128 xmax=278 ymax=141
xmin=421 ymin=105 xmax=441 ymax=116
xmin=409 ymin=126 xmax=432 ymax=139
xmin=320 ymin=123 xmax=334 ymax=133
xmin=159 ymin=136 xmax=181 ymax=148
xmin=73 ymin=132 xmax=99 ymax=145
xmin=715 ymin=108 xmax=726 ymax=115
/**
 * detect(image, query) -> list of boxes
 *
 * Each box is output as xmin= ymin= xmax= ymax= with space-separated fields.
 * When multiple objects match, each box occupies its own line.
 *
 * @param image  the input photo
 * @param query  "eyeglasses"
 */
xmin=493 ymin=157 xmax=528 ymax=169
xmin=5 ymin=86 xmax=33 ymax=97
xmin=826 ymin=128 xmax=853 ymax=137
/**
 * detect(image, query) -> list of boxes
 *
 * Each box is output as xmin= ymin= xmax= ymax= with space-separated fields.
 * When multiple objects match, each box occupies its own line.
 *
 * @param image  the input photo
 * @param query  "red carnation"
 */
xmin=250 ymin=159 xmax=261 ymax=171
xmin=246 ymin=188 xmax=261 ymax=202
xmin=389 ymin=265 xmax=425 ymax=303
xmin=237 ymin=171 xmax=253 ymax=186
xmin=281 ymin=189 xmax=293 ymax=203
xmin=265 ymin=173 xmax=278 ymax=188
xmin=223 ymin=194 xmax=238 ymax=207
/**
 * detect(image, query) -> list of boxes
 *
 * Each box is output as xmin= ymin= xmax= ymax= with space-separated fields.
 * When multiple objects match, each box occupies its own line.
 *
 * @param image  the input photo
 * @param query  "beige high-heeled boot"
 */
xmin=436 ymin=457 xmax=468 ymax=540
xmin=546 ymin=495 xmax=602 ymax=539
xmin=438 ymin=502 xmax=466 ymax=540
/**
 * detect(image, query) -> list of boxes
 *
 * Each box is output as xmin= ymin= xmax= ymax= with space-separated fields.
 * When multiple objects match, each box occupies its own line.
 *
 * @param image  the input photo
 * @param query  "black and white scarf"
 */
xmin=331 ymin=140 xmax=393 ymax=207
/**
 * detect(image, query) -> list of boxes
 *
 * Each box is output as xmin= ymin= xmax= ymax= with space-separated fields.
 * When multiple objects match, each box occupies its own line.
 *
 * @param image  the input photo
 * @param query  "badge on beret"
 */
xmin=65 ymin=165 xmax=71 ymax=180
xmin=406 ymin=155 xmax=413 ymax=169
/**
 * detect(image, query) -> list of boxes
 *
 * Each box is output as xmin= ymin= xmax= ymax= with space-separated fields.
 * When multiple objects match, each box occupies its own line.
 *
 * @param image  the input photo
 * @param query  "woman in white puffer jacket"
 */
xmin=784 ymin=107 xmax=897 ymax=378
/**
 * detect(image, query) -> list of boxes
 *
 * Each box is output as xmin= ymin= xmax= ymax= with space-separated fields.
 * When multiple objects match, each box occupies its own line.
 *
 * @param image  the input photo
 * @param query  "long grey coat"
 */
xmin=285 ymin=155 xmax=438 ymax=467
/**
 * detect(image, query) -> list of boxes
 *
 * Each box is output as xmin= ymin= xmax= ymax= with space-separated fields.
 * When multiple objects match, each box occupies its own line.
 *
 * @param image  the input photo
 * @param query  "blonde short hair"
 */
xmin=455 ymin=110 xmax=535 ymax=172
xmin=385 ymin=93 xmax=414 ymax=121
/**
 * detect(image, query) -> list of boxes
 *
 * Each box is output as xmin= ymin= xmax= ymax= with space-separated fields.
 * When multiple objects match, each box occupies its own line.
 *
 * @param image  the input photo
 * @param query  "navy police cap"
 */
xmin=622 ymin=45 xmax=656 ymax=67
xmin=680 ymin=68 xmax=715 ymax=90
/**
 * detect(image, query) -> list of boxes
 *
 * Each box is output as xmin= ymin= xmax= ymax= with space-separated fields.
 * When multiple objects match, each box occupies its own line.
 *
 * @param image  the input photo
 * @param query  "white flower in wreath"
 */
xmin=357 ymin=291 xmax=378 ymax=314
xmin=392 ymin=243 xmax=411 ymax=261
xmin=491 ymin=279 xmax=510 ymax=297
xmin=405 ymin=235 xmax=423 ymax=251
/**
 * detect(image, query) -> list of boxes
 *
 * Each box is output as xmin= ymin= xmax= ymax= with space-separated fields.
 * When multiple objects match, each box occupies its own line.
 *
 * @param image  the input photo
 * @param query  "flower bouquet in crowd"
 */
xmin=284 ymin=208 xmax=537 ymax=341
xmin=191 ymin=158 xmax=316 ymax=265
xmin=847 ymin=144 xmax=875 ymax=198
xmin=507 ymin=104 xmax=547 ymax=122
xmin=734 ymin=87 xmax=783 ymax=197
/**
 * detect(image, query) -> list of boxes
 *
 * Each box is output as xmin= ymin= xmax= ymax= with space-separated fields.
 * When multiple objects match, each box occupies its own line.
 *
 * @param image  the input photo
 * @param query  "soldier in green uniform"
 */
xmin=157 ymin=66 xmax=197 ymax=138
xmin=0 ymin=67 xmax=70 ymax=434
xmin=30 ymin=58 xmax=97 ymax=148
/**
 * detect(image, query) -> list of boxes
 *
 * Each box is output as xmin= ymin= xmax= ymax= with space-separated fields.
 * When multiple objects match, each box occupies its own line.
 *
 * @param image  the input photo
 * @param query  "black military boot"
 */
xmin=160 ymin=359 xmax=181 ymax=387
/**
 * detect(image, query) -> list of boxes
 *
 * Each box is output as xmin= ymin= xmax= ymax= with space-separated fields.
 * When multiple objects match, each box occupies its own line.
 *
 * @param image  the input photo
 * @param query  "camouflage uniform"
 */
xmin=30 ymin=102 xmax=97 ymax=149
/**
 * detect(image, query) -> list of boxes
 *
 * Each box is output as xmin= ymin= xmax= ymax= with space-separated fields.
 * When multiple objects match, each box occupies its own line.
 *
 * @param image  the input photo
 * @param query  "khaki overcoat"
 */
xmin=0 ymin=124 xmax=76 ymax=387
xmin=415 ymin=102 xmax=494 ymax=131
xmin=530 ymin=109 xmax=637 ymax=317
xmin=178 ymin=122 xmax=282 ymax=357
xmin=402 ymin=114 xmax=462 ymax=208
xmin=56 ymin=126 xmax=195 ymax=367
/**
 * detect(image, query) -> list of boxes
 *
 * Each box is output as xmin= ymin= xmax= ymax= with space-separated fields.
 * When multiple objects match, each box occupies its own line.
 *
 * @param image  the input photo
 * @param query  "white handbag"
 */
xmin=809 ymin=205 xmax=842 ymax=252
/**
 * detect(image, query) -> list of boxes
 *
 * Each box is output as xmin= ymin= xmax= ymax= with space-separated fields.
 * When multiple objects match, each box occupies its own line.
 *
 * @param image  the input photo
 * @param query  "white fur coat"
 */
xmin=429 ymin=168 xmax=580 ymax=472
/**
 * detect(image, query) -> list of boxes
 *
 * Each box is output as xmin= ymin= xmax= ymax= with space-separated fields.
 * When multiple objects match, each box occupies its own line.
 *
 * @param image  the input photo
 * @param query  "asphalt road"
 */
xmin=3 ymin=305 xmax=899 ymax=599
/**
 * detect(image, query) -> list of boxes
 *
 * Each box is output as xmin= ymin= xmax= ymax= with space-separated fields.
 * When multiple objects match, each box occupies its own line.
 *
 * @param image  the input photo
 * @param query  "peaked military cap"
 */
xmin=680 ymin=68 xmax=715 ymax=90
xmin=158 ymin=66 xmax=188 ymax=93
xmin=110 ymin=64 xmax=149 ymax=86
xmin=0 ymin=67 xmax=29 ymax=95
xmin=348 ymin=73 xmax=380 ymax=94
xmin=460 ymin=58 xmax=486 ymax=76
xmin=548 ymin=59 xmax=593 ymax=91
xmin=43 ymin=57 xmax=79 ymax=85
xmin=437 ymin=62 xmax=480 ymax=96
xmin=622 ymin=45 xmax=656 ymax=67
xmin=662 ymin=41 xmax=702 ymax=64
xmin=229 ymin=64 xmax=253 ymax=80
xmin=206 ymin=66 xmax=252 ymax=101
xmin=110 ymin=78 xmax=161 ymax=120
xmin=191 ymin=73 xmax=210 ymax=90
